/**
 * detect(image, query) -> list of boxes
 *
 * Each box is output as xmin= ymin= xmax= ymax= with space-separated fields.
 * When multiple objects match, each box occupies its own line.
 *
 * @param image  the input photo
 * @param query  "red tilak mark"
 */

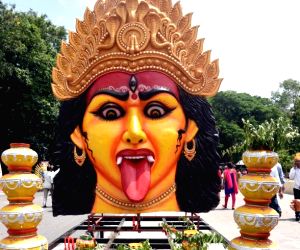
xmin=131 ymin=93 xmax=138 ymax=99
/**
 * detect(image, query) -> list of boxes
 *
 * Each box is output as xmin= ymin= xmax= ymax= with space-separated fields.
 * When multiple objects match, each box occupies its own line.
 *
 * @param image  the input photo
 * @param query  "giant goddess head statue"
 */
xmin=50 ymin=0 xmax=222 ymax=215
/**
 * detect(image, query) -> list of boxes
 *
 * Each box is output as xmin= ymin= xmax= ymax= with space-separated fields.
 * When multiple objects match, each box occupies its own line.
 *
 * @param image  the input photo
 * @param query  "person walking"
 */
xmin=222 ymin=162 xmax=238 ymax=210
xmin=269 ymin=162 xmax=284 ymax=217
xmin=289 ymin=153 xmax=300 ymax=221
xmin=42 ymin=163 xmax=59 ymax=208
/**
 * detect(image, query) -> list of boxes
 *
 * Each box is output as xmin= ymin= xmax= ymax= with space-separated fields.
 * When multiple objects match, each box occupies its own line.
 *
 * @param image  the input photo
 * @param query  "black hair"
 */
xmin=175 ymin=89 xmax=221 ymax=212
xmin=227 ymin=162 xmax=235 ymax=169
xmin=50 ymin=87 xmax=221 ymax=215
xmin=50 ymin=94 xmax=96 ymax=215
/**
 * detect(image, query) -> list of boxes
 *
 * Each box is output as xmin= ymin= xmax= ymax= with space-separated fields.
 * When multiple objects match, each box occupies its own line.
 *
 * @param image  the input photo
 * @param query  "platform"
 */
xmin=49 ymin=214 xmax=229 ymax=249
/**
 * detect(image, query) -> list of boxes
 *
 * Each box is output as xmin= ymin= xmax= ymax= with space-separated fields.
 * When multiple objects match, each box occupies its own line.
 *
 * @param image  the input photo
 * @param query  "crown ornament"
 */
xmin=52 ymin=0 xmax=222 ymax=100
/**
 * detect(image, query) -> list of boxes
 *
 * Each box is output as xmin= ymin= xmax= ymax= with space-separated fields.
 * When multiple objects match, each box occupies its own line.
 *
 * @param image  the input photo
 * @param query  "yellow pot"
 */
xmin=0 ymin=204 xmax=42 ymax=231
xmin=182 ymin=230 xmax=200 ymax=250
xmin=238 ymin=175 xmax=280 ymax=203
xmin=76 ymin=234 xmax=96 ymax=249
xmin=229 ymin=236 xmax=278 ymax=250
xmin=0 ymin=234 xmax=48 ymax=250
xmin=242 ymin=150 xmax=278 ymax=171
xmin=1 ymin=143 xmax=38 ymax=172
xmin=234 ymin=205 xmax=278 ymax=235
xmin=128 ymin=243 xmax=143 ymax=249
xmin=183 ymin=229 xmax=198 ymax=237
xmin=0 ymin=173 xmax=42 ymax=202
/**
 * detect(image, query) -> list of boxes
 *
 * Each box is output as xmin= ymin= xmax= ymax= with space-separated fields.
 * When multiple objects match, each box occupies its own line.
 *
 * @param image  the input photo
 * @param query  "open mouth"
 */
xmin=116 ymin=149 xmax=155 ymax=202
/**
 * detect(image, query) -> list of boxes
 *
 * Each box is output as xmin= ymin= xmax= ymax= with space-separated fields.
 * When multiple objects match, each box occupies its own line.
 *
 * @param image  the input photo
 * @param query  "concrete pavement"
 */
xmin=0 ymin=191 xmax=87 ymax=244
xmin=200 ymin=191 xmax=300 ymax=250
xmin=0 ymin=190 xmax=299 ymax=249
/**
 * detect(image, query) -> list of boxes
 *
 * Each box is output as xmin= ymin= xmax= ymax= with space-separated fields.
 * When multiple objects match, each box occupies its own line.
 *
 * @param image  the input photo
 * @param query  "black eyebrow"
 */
xmin=91 ymin=89 xmax=129 ymax=101
xmin=139 ymin=89 xmax=178 ymax=101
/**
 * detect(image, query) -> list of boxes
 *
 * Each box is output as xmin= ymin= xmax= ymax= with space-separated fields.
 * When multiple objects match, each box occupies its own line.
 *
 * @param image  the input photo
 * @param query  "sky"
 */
xmin=3 ymin=0 xmax=300 ymax=98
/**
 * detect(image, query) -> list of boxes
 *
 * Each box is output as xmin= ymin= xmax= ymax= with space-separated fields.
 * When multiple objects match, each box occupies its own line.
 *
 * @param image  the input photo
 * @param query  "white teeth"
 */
xmin=117 ymin=156 xmax=123 ymax=165
xmin=124 ymin=156 xmax=145 ymax=160
xmin=147 ymin=155 xmax=155 ymax=163
xmin=117 ymin=155 xmax=155 ymax=165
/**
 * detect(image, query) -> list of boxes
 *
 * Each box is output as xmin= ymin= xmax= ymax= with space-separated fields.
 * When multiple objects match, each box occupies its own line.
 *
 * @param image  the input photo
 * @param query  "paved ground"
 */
xmin=0 ymin=191 xmax=87 ymax=244
xmin=201 ymin=191 xmax=300 ymax=250
xmin=0 ymin=190 xmax=299 ymax=249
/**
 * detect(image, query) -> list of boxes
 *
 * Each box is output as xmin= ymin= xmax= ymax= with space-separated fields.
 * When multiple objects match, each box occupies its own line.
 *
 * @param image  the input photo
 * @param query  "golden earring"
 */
xmin=73 ymin=146 xmax=86 ymax=166
xmin=184 ymin=139 xmax=196 ymax=161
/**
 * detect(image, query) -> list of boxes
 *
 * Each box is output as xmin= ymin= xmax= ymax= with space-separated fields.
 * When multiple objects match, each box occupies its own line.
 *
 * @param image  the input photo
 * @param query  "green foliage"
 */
xmin=116 ymin=240 xmax=152 ymax=250
xmin=162 ymin=217 xmax=227 ymax=250
xmin=242 ymin=117 xmax=299 ymax=151
xmin=277 ymin=149 xmax=295 ymax=175
xmin=222 ymin=117 xmax=300 ymax=165
xmin=222 ymin=143 xmax=246 ymax=163
xmin=0 ymin=1 xmax=66 ymax=160
xmin=271 ymin=79 xmax=300 ymax=157
xmin=210 ymin=91 xmax=286 ymax=153
xmin=210 ymin=90 xmax=300 ymax=164
xmin=292 ymin=99 xmax=300 ymax=128
xmin=271 ymin=79 xmax=300 ymax=111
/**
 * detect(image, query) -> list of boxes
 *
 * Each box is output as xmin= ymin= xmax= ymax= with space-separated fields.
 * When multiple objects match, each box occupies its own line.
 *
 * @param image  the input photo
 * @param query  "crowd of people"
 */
xmin=219 ymin=154 xmax=300 ymax=221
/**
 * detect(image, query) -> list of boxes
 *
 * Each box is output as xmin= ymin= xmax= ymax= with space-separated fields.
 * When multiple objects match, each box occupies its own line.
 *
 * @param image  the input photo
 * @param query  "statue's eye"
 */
xmin=93 ymin=103 xmax=125 ymax=120
xmin=144 ymin=102 xmax=174 ymax=119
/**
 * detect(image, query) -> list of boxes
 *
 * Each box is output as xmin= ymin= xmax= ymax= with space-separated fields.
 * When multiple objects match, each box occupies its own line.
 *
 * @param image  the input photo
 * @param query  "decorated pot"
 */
xmin=0 ymin=234 xmax=48 ymax=250
xmin=0 ymin=173 xmax=42 ymax=202
xmin=238 ymin=174 xmax=280 ymax=203
xmin=182 ymin=240 xmax=199 ymax=250
xmin=182 ymin=230 xmax=200 ymax=250
xmin=234 ymin=205 xmax=278 ymax=236
xmin=0 ymin=204 xmax=42 ymax=232
xmin=242 ymin=150 xmax=278 ymax=172
xmin=1 ymin=143 xmax=38 ymax=172
xmin=229 ymin=236 xmax=278 ymax=250
xmin=75 ymin=234 xmax=96 ymax=250
xmin=183 ymin=229 xmax=198 ymax=237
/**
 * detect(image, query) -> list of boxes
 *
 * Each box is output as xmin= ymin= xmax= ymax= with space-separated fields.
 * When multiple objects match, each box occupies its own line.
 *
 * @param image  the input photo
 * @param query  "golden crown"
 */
xmin=52 ymin=0 xmax=222 ymax=100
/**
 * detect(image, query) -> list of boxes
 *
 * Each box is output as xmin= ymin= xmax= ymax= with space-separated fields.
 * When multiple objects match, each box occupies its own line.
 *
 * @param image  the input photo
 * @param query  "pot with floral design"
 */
xmin=1 ymin=143 xmax=38 ymax=172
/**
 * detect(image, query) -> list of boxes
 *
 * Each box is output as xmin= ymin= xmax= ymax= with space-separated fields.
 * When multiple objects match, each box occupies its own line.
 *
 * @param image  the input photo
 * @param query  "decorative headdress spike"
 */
xmin=52 ymin=0 xmax=222 ymax=100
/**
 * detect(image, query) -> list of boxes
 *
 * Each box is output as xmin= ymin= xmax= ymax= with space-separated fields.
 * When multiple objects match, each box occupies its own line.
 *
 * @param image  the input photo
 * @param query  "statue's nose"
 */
xmin=122 ymin=109 xmax=147 ymax=144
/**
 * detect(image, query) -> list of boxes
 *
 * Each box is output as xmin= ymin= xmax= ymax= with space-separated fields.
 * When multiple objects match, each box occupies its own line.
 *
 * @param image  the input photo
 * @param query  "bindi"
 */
xmin=129 ymin=76 xmax=138 ymax=100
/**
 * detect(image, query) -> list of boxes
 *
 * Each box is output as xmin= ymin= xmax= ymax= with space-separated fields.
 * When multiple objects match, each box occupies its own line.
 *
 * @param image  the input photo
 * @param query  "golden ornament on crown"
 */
xmin=52 ymin=0 xmax=222 ymax=100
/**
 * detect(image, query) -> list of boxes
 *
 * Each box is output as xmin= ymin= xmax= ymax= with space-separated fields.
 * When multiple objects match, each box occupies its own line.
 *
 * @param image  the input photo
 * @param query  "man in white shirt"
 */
xmin=289 ymin=153 xmax=300 ymax=221
xmin=42 ymin=163 xmax=59 ymax=208
xmin=270 ymin=162 xmax=283 ymax=217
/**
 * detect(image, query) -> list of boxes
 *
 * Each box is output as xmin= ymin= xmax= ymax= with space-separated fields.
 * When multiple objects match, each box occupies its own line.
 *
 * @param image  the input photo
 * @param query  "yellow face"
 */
xmin=71 ymin=72 xmax=198 ymax=203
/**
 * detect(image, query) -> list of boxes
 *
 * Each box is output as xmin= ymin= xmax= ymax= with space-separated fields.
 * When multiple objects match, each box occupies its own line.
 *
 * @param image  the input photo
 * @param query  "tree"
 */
xmin=0 ymin=2 xmax=66 ymax=162
xmin=293 ymin=99 xmax=300 ymax=128
xmin=271 ymin=79 xmax=300 ymax=111
xmin=271 ymin=79 xmax=300 ymax=155
xmin=210 ymin=91 xmax=285 ymax=156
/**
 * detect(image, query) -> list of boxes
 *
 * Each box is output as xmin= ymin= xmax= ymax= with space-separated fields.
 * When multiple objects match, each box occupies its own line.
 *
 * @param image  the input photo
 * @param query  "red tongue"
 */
xmin=120 ymin=158 xmax=151 ymax=202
